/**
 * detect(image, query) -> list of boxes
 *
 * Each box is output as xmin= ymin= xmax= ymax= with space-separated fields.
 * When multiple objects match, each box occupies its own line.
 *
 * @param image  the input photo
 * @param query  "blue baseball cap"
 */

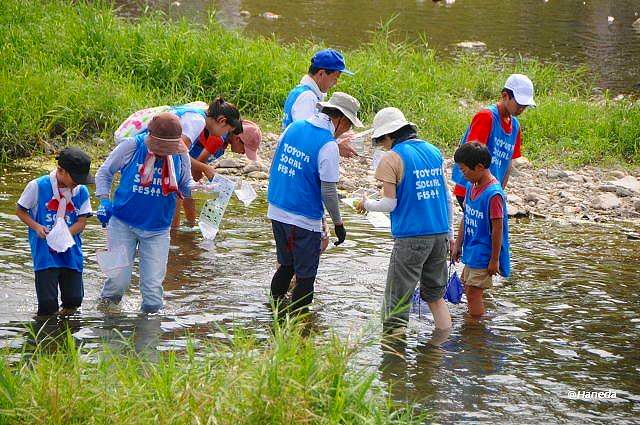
xmin=310 ymin=49 xmax=354 ymax=76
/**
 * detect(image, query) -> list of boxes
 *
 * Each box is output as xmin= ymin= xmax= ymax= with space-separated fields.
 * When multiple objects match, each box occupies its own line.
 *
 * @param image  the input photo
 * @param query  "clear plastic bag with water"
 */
xmin=234 ymin=180 xmax=257 ymax=207
xmin=96 ymin=230 xmax=130 ymax=279
xmin=198 ymin=174 xmax=237 ymax=240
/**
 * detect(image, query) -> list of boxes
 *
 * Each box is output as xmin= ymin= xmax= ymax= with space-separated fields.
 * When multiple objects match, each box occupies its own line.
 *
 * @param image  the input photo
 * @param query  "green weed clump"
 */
xmin=0 ymin=319 xmax=420 ymax=424
xmin=0 ymin=0 xmax=638 ymax=165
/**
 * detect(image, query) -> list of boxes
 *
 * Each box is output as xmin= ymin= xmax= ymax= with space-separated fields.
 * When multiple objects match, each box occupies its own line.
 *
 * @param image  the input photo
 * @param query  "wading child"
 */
xmin=451 ymin=142 xmax=510 ymax=317
xmin=355 ymin=107 xmax=453 ymax=334
xmin=451 ymin=74 xmax=536 ymax=209
xmin=16 ymin=147 xmax=94 ymax=316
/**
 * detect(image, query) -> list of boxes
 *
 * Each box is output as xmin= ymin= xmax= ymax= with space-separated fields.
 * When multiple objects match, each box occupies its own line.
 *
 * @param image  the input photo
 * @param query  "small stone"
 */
xmin=247 ymin=171 xmax=269 ymax=180
xmin=598 ymin=184 xmax=618 ymax=192
xmin=616 ymin=187 xmax=634 ymax=197
xmin=609 ymin=176 xmax=640 ymax=193
xmin=264 ymin=132 xmax=279 ymax=142
xmin=217 ymin=158 xmax=245 ymax=168
xmin=592 ymin=193 xmax=621 ymax=210
xmin=563 ymin=205 xmax=579 ymax=214
xmin=512 ymin=156 xmax=532 ymax=169
xmin=610 ymin=170 xmax=626 ymax=179
xmin=242 ymin=161 xmax=268 ymax=174
xmin=506 ymin=203 xmax=528 ymax=217
xmin=339 ymin=179 xmax=357 ymax=191
xmin=455 ymin=41 xmax=487 ymax=49
xmin=633 ymin=199 xmax=640 ymax=212
xmin=523 ymin=192 xmax=539 ymax=203
xmin=566 ymin=173 xmax=585 ymax=183
xmin=239 ymin=10 xmax=251 ymax=17
xmin=261 ymin=11 xmax=280 ymax=20
xmin=559 ymin=191 xmax=571 ymax=199
xmin=547 ymin=169 xmax=568 ymax=180
xmin=507 ymin=194 xmax=523 ymax=205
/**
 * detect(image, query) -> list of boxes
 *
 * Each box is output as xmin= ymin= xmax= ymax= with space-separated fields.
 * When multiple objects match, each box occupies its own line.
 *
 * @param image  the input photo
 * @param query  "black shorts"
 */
xmin=271 ymin=220 xmax=321 ymax=279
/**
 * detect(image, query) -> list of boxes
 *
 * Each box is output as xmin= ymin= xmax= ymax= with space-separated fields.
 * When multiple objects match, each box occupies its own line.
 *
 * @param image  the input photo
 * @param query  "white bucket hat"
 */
xmin=316 ymin=92 xmax=363 ymax=128
xmin=371 ymin=107 xmax=415 ymax=140
xmin=504 ymin=74 xmax=536 ymax=107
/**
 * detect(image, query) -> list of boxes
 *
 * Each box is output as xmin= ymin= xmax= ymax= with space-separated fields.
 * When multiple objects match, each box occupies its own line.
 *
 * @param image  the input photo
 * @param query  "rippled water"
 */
xmin=115 ymin=0 xmax=640 ymax=93
xmin=1 ymin=166 xmax=639 ymax=423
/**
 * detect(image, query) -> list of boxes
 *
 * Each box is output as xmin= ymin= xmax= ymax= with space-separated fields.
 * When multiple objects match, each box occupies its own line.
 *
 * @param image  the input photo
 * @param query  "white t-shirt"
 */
xmin=267 ymin=113 xmax=339 ymax=232
xmin=290 ymin=75 xmax=326 ymax=123
xmin=180 ymin=112 xmax=206 ymax=146
xmin=18 ymin=177 xmax=92 ymax=217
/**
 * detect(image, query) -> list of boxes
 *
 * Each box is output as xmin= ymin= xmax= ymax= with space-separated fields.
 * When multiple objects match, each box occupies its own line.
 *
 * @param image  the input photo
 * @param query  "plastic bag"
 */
xmin=348 ymin=129 xmax=373 ymax=154
xmin=234 ymin=180 xmax=257 ymax=207
xmin=46 ymin=216 xmax=75 ymax=252
xmin=444 ymin=264 xmax=464 ymax=304
xmin=198 ymin=174 xmax=236 ymax=240
xmin=371 ymin=149 xmax=385 ymax=170
xmin=366 ymin=211 xmax=391 ymax=228
xmin=96 ymin=229 xmax=130 ymax=279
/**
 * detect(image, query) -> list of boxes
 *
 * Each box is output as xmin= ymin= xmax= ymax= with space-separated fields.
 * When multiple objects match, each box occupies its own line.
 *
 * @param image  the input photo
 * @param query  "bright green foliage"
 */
xmin=0 ymin=0 xmax=638 ymax=165
xmin=0 ymin=318 xmax=421 ymax=424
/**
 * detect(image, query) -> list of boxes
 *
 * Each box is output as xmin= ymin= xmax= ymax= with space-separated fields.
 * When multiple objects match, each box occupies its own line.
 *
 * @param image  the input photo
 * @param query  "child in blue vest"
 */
xmin=16 ymin=147 xmax=94 ymax=316
xmin=95 ymin=113 xmax=192 ymax=313
xmin=355 ymin=108 xmax=454 ymax=334
xmin=451 ymin=142 xmax=510 ymax=317
xmin=451 ymin=74 xmax=535 ymax=209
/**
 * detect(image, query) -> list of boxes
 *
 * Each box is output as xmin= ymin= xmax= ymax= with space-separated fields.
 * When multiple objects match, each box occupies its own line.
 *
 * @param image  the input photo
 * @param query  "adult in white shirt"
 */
xmin=282 ymin=48 xmax=358 ymax=158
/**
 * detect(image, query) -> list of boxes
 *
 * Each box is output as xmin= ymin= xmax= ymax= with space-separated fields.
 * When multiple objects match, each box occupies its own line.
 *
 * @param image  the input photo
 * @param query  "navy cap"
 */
xmin=310 ymin=49 xmax=354 ymax=76
xmin=56 ymin=147 xmax=94 ymax=185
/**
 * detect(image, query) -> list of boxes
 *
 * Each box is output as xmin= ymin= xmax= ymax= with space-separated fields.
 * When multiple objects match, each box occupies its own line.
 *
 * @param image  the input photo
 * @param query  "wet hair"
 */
xmin=454 ymin=142 xmax=492 ymax=169
xmin=321 ymin=106 xmax=347 ymax=120
xmin=308 ymin=65 xmax=340 ymax=76
xmin=207 ymin=97 xmax=243 ymax=135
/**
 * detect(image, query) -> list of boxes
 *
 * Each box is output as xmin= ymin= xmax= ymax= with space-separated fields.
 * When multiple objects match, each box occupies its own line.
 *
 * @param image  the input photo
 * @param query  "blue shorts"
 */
xmin=271 ymin=220 xmax=321 ymax=279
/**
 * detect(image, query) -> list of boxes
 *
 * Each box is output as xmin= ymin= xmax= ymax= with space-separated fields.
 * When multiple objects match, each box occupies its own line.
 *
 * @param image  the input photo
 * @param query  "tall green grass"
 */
xmin=0 ymin=318 xmax=420 ymax=424
xmin=0 ymin=0 xmax=638 ymax=164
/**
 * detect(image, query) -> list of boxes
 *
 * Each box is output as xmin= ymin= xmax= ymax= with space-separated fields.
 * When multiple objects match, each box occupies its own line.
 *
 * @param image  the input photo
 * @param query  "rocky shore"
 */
xmin=212 ymin=131 xmax=640 ymax=229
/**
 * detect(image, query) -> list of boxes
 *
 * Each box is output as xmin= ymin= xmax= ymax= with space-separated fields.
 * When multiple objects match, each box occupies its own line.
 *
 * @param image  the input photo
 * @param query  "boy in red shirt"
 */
xmin=451 ymin=74 xmax=536 ymax=208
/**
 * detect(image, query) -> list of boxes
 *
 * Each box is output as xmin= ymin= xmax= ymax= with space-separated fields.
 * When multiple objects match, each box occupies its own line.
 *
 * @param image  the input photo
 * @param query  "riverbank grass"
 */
xmin=0 ymin=318 xmax=419 ymax=424
xmin=0 ymin=0 xmax=638 ymax=165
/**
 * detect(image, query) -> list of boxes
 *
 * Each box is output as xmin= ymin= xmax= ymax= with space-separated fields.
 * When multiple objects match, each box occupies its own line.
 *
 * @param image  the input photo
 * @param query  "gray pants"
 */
xmin=382 ymin=234 xmax=449 ymax=330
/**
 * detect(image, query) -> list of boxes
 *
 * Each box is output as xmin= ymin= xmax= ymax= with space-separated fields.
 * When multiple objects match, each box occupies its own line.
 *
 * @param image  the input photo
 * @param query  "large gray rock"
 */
xmin=247 ymin=171 xmax=269 ymax=180
xmin=609 ymin=170 xmax=626 ymax=179
xmin=608 ymin=176 xmax=640 ymax=193
xmin=524 ymin=192 xmax=539 ymax=203
xmin=592 ymin=193 xmax=621 ymax=210
xmin=633 ymin=199 xmax=640 ymax=212
xmin=548 ymin=169 xmax=569 ymax=180
xmin=242 ymin=161 xmax=268 ymax=174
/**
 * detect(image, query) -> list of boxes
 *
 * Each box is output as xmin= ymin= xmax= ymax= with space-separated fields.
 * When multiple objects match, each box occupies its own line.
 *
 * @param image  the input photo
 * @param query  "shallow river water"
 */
xmin=1 ymin=166 xmax=639 ymax=423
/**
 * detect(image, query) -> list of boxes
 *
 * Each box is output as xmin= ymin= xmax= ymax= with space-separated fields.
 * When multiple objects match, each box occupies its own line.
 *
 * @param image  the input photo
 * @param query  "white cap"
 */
xmin=371 ymin=107 xmax=416 ymax=139
xmin=504 ymin=74 xmax=536 ymax=107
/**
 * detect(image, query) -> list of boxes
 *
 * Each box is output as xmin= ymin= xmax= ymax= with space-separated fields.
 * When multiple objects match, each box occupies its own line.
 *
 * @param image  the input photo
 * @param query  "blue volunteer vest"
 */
xmin=268 ymin=119 xmax=333 ymax=220
xmin=28 ymin=175 xmax=89 ymax=272
xmin=112 ymin=133 xmax=183 ymax=231
xmin=461 ymin=182 xmax=510 ymax=277
xmin=189 ymin=132 xmax=228 ymax=163
xmin=282 ymin=84 xmax=315 ymax=130
xmin=451 ymin=104 xmax=520 ymax=188
xmin=390 ymin=140 xmax=450 ymax=238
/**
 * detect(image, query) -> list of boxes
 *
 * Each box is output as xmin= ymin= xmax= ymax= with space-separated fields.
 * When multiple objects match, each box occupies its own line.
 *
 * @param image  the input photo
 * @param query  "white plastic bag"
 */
xmin=234 ymin=180 xmax=257 ymax=207
xmin=46 ymin=216 xmax=75 ymax=252
xmin=348 ymin=129 xmax=374 ymax=154
xmin=371 ymin=149 xmax=385 ymax=170
xmin=96 ymin=230 xmax=130 ymax=279
xmin=366 ymin=211 xmax=391 ymax=228
xmin=198 ymin=174 xmax=236 ymax=240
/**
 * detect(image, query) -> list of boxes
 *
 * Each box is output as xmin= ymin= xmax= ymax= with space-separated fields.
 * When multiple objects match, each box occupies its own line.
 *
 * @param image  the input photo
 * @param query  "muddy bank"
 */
xmin=209 ymin=131 xmax=640 ymax=228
